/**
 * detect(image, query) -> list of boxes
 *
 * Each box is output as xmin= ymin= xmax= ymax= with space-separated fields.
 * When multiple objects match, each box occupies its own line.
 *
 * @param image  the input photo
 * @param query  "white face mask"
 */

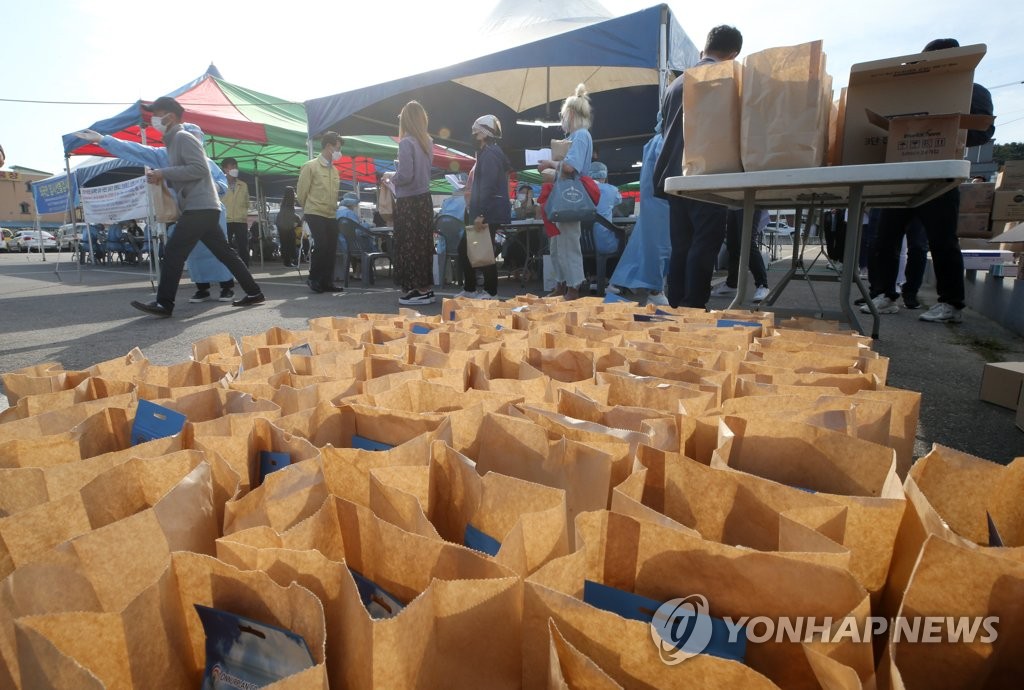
xmin=331 ymin=150 xmax=342 ymax=162
xmin=228 ymin=169 xmax=239 ymax=178
xmin=517 ymin=193 xmax=526 ymax=201
xmin=151 ymin=115 xmax=166 ymax=134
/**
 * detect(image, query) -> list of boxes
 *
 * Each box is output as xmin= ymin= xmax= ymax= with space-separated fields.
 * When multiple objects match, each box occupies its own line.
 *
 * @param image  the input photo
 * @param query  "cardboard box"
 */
xmin=959 ymin=182 xmax=996 ymax=213
xmin=979 ymin=361 xmax=1024 ymax=410
xmin=956 ymin=213 xmax=995 ymax=239
xmin=995 ymin=160 xmax=1024 ymax=191
xmin=962 ymin=249 xmax=1012 ymax=270
xmin=840 ymin=44 xmax=985 ymax=165
xmin=864 ymin=110 xmax=993 ymax=164
xmin=991 ymin=191 xmax=1024 ymax=221
xmin=959 ymin=237 xmax=995 ymax=250
xmin=1017 ymin=386 xmax=1024 ymax=432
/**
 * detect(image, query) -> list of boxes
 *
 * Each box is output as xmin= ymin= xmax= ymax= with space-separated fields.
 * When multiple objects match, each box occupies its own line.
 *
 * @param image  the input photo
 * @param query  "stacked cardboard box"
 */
xmin=993 ymin=161 xmax=1024 ymax=223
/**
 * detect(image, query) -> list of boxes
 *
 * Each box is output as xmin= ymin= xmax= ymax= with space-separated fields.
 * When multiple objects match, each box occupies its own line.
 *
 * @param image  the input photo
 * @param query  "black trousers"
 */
xmin=665 ymin=196 xmax=727 ymax=308
xmin=278 ymin=225 xmax=297 ymax=264
xmin=874 ymin=189 xmax=962 ymax=308
xmin=227 ymin=221 xmax=249 ymax=265
xmin=725 ymin=209 xmax=769 ymax=289
xmin=458 ymin=224 xmax=498 ymax=295
xmin=156 ymin=210 xmax=259 ymax=308
xmin=306 ymin=214 xmax=339 ymax=289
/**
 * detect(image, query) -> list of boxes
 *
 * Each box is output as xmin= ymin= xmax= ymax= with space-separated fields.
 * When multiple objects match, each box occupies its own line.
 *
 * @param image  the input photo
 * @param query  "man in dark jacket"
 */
xmin=653 ymin=25 xmax=743 ymax=309
xmin=131 ymin=96 xmax=264 ymax=317
xmin=861 ymin=38 xmax=995 ymax=324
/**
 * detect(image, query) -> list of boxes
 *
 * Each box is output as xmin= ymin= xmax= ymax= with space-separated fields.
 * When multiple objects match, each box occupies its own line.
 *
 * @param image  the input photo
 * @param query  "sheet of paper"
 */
xmin=524 ymin=148 xmax=552 ymax=166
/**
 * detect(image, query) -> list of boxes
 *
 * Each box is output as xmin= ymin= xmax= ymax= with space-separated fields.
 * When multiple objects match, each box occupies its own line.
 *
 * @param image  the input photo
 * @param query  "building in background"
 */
xmin=0 ymin=167 xmax=64 ymax=231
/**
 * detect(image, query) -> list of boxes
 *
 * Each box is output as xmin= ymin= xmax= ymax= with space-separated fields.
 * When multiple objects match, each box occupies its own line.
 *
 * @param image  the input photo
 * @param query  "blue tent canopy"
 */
xmin=304 ymin=4 xmax=699 ymax=184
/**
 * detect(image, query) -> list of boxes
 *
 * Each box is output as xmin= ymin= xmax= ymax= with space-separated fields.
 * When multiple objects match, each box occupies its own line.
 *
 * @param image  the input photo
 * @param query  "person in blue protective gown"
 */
xmin=607 ymin=113 xmax=671 ymax=305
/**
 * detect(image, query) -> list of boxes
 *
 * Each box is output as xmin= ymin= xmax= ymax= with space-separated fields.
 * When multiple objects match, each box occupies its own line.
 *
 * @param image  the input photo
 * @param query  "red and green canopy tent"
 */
xmin=61 ymin=67 xmax=474 ymax=186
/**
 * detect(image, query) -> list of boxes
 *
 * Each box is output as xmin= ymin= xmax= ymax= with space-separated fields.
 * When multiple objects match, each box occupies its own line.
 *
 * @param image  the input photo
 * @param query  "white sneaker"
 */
xmin=919 ymin=302 xmax=963 ymax=323
xmin=752 ymin=286 xmax=769 ymax=303
xmin=454 ymin=290 xmax=476 ymax=299
xmin=860 ymin=294 xmax=899 ymax=314
xmin=646 ymin=291 xmax=669 ymax=306
xmin=475 ymin=290 xmax=498 ymax=300
xmin=605 ymin=284 xmax=622 ymax=294
xmin=711 ymin=283 xmax=737 ymax=297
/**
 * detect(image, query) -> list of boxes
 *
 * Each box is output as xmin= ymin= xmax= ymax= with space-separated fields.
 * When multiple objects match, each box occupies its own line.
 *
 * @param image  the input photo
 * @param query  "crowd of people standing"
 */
xmin=104 ymin=28 xmax=993 ymax=322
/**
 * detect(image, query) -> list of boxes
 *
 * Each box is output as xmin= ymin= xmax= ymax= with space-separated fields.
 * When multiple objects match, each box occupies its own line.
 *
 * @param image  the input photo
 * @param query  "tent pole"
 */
xmin=254 ymin=162 xmax=264 ymax=269
xmin=658 ymin=6 xmax=668 ymax=106
xmin=64 ymin=155 xmax=87 ymax=283
xmin=140 ymin=112 xmax=159 ymax=291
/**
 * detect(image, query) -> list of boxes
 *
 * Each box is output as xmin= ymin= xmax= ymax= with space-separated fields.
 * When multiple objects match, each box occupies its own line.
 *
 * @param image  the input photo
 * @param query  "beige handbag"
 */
xmin=147 ymin=181 xmax=180 ymax=222
xmin=466 ymin=221 xmax=496 ymax=268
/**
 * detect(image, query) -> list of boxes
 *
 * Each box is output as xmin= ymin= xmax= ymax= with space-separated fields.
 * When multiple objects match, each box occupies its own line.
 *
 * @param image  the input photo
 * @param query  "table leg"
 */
xmin=728 ymin=190 xmax=756 ymax=310
xmin=839 ymin=184 xmax=877 ymax=337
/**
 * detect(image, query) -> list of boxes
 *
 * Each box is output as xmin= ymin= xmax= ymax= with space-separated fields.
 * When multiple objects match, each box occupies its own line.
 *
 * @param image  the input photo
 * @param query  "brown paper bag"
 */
xmin=146 ymin=179 xmax=180 ymax=222
xmin=881 ymin=446 xmax=1024 ymax=620
xmin=217 ymin=496 xmax=521 ymax=690
xmin=239 ymin=326 xmax=316 ymax=351
xmin=525 ymin=510 xmax=873 ymax=689
xmin=612 ymin=445 xmax=851 ymax=573
xmin=0 ymin=450 xmax=220 ymax=579
xmin=465 ymin=413 xmax=615 ymax=547
xmin=741 ymin=40 xmax=832 ymax=171
xmin=1 ymin=362 xmax=89 ymax=407
xmin=597 ymin=368 xmax=717 ymax=416
xmin=272 ymin=399 xmax=446 ymax=450
xmin=14 ymin=551 xmax=327 ymax=689
xmin=223 ymin=425 xmax=452 ymax=535
xmin=556 ymin=388 xmax=679 ymax=451
xmin=0 ymin=405 xmax=140 ymax=469
xmin=270 ymin=378 xmax=361 ymax=416
xmin=0 ymin=377 xmax=136 ymax=424
xmin=712 ymin=416 xmax=906 ymax=598
xmin=149 ymin=386 xmax=280 ymax=423
xmin=0 ymin=435 xmax=183 ymax=517
xmin=191 ymin=415 xmax=320 ymax=495
xmin=884 ymin=536 xmax=1024 ymax=689
xmin=369 ymin=440 xmax=570 ymax=575
xmin=190 ymin=332 xmax=241 ymax=363
xmin=547 ymin=618 xmax=624 ymax=689
xmin=683 ymin=59 xmax=743 ymax=175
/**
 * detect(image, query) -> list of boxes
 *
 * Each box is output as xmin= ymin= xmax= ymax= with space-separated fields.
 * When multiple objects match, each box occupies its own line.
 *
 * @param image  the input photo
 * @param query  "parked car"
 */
xmin=0 ymin=228 xmax=13 ymax=252
xmin=56 ymin=223 xmax=88 ymax=251
xmin=13 ymin=230 xmax=58 ymax=252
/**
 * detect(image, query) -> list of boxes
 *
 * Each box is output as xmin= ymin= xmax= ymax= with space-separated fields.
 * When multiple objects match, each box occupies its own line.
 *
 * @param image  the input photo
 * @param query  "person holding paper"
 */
xmin=537 ymin=83 xmax=594 ymax=300
xmin=129 ymin=96 xmax=264 ymax=316
xmin=862 ymin=38 xmax=995 ymax=324
xmin=653 ymin=25 xmax=743 ymax=309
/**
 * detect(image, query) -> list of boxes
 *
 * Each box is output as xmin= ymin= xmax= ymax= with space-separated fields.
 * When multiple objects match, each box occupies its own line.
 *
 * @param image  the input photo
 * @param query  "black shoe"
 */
xmin=232 ymin=292 xmax=265 ymax=307
xmin=307 ymin=279 xmax=324 ymax=294
xmin=131 ymin=300 xmax=172 ymax=317
xmin=903 ymin=295 xmax=921 ymax=310
xmin=324 ymin=283 xmax=345 ymax=293
xmin=189 ymin=290 xmax=211 ymax=303
xmin=218 ymin=288 xmax=235 ymax=302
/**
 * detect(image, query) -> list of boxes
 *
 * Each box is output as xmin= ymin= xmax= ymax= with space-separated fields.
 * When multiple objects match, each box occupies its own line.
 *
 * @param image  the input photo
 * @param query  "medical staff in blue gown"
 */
xmin=608 ymin=114 xmax=671 ymax=305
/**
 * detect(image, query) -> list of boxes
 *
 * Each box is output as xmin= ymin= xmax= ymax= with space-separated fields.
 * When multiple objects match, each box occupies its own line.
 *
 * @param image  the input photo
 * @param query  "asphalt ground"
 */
xmin=0 ymin=247 xmax=1021 ymax=464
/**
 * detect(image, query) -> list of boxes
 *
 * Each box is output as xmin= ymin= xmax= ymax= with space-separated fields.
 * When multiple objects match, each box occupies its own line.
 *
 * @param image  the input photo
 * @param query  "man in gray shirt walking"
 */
xmin=131 ymin=96 xmax=264 ymax=317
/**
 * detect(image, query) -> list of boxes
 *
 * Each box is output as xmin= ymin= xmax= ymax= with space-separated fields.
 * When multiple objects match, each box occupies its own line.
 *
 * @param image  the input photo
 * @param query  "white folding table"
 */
xmin=664 ymin=160 xmax=970 ymax=337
